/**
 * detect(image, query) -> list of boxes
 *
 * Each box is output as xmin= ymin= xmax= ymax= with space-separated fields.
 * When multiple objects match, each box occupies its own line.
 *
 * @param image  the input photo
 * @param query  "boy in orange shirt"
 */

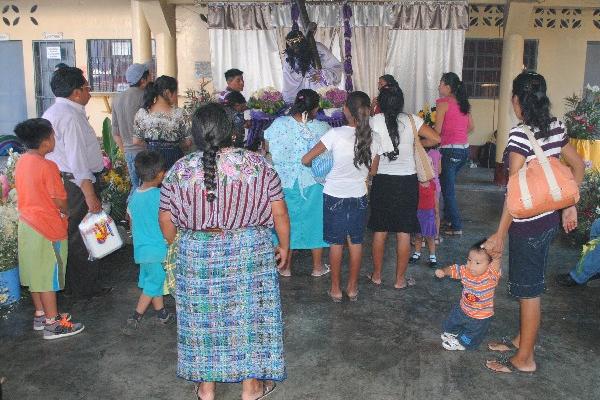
xmin=14 ymin=118 xmax=84 ymax=340
xmin=435 ymin=238 xmax=501 ymax=350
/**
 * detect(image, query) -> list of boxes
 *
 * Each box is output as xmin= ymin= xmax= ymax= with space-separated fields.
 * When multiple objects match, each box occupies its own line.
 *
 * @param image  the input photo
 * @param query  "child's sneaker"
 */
xmin=33 ymin=314 xmax=46 ymax=331
xmin=440 ymin=332 xmax=458 ymax=341
xmin=157 ymin=309 xmax=172 ymax=324
xmin=43 ymin=316 xmax=84 ymax=340
xmin=34 ymin=313 xmax=72 ymax=331
xmin=442 ymin=336 xmax=466 ymax=351
xmin=429 ymin=255 xmax=438 ymax=268
xmin=409 ymin=252 xmax=421 ymax=264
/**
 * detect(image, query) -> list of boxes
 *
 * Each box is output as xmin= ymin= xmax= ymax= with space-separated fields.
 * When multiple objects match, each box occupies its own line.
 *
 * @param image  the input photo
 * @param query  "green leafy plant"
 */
xmin=102 ymin=117 xmax=118 ymax=162
xmin=100 ymin=118 xmax=130 ymax=223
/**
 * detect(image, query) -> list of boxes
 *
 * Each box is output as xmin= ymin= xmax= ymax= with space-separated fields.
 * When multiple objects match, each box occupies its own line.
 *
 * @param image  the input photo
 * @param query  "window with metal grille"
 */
xmin=462 ymin=38 xmax=538 ymax=98
xmin=87 ymin=39 xmax=133 ymax=92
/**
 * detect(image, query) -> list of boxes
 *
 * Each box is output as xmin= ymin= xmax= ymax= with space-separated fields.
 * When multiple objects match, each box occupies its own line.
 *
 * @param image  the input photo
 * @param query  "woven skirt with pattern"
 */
xmin=175 ymin=226 xmax=286 ymax=383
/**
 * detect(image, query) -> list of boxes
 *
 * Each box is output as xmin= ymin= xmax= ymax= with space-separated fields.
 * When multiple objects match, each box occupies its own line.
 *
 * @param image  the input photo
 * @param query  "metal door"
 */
xmin=0 ymin=41 xmax=27 ymax=135
xmin=33 ymin=40 xmax=75 ymax=116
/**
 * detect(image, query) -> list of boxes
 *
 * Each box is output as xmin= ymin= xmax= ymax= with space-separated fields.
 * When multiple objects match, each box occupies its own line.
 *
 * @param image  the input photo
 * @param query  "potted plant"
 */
xmin=564 ymin=84 xmax=600 ymax=169
xmin=317 ymin=86 xmax=348 ymax=118
xmin=0 ymin=150 xmax=21 ymax=306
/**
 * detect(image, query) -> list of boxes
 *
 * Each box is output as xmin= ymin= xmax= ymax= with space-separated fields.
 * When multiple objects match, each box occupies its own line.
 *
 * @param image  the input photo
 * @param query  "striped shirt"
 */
xmin=449 ymin=263 xmax=501 ymax=320
xmin=159 ymin=148 xmax=284 ymax=230
xmin=503 ymin=118 xmax=569 ymax=237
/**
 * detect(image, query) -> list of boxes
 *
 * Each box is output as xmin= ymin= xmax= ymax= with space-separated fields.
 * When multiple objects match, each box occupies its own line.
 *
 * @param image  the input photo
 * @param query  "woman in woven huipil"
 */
xmin=158 ymin=103 xmax=290 ymax=400
xmin=133 ymin=75 xmax=192 ymax=170
xmin=264 ymin=89 xmax=330 ymax=277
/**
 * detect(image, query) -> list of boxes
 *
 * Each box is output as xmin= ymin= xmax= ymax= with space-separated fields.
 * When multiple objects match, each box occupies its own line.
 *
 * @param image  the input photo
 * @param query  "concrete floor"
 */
xmin=1 ymin=168 xmax=599 ymax=400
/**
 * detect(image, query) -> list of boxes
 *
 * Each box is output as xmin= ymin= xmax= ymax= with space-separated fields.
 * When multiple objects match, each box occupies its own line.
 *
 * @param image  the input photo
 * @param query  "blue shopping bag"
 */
xmin=311 ymin=150 xmax=333 ymax=184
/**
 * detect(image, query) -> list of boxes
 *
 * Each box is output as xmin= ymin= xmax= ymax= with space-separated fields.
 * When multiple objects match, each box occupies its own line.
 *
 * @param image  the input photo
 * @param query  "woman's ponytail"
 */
xmin=346 ymin=91 xmax=373 ymax=169
xmin=441 ymin=72 xmax=471 ymax=115
xmin=142 ymin=81 xmax=157 ymax=110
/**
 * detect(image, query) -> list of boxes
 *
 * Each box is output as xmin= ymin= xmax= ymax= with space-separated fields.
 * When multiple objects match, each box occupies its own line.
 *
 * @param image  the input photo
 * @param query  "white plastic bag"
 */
xmin=78 ymin=211 xmax=123 ymax=260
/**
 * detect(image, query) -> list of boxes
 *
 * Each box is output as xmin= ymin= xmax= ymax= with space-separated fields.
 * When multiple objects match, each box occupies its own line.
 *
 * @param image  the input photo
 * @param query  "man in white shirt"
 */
xmin=44 ymin=67 xmax=111 ymax=299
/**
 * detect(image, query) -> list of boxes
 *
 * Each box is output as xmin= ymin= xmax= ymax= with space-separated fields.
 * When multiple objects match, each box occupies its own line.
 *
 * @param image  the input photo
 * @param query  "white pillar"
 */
xmin=156 ymin=32 xmax=177 ymax=77
xmin=494 ymin=33 xmax=524 ymax=184
xmin=131 ymin=0 xmax=152 ymax=63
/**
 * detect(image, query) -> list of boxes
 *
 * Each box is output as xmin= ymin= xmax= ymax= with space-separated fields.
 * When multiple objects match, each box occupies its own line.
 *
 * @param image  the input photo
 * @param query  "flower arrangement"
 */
xmin=100 ymin=118 xmax=130 ymax=223
xmin=417 ymin=103 xmax=437 ymax=128
xmin=101 ymin=150 xmax=130 ymax=223
xmin=564 ymin=84 xmax=600 ymax=140
xmin=184 ymin=79 xmax=215 ymax=115
xmin=571 ymin=168 xmax=600 ymax=245
xmin=0 ymin=149 xmax=20 ymax=273
xmin=247 ymin=87 xmax=285 ymax=115
xmin=317 ymin=86 xmax=348 ymax=109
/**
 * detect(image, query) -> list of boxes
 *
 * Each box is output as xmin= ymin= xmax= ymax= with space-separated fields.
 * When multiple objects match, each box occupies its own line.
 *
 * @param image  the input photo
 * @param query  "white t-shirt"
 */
xmin=372 ymin=113 xmax=424 ymax=176
xmin=320 ymin=126 xmax=383 ymax=198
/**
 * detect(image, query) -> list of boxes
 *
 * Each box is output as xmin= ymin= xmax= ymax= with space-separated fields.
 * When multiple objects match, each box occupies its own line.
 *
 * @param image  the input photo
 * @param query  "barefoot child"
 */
xmin=123 ymin=150 xmax=171 ymax=334
xmin=435 ymin=239 xmax=500 ymax=350
xmin=410 ymin=179 xmax=437 ymax=267
xmin=14 ymin=118 xmax=84 ymax=339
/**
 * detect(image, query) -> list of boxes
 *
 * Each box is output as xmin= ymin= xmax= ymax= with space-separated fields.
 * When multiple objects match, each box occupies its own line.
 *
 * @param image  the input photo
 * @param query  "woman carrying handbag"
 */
xmin=483 ymin=72 xmax=584 ymax=374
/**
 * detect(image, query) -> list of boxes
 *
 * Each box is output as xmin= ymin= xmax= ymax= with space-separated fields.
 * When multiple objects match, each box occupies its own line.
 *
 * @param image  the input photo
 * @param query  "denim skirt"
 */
xmin=323 ymin=193 xmax=368 ymax=245
xmin=508 ymin=225 xmax=558 ymax=298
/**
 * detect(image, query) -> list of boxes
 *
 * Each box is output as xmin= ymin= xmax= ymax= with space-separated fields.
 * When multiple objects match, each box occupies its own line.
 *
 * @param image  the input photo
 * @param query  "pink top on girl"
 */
xmin=436 ymin=97 xmax=470 ymax=146
xmin=427 ymin=148 xmax=442 ymax=196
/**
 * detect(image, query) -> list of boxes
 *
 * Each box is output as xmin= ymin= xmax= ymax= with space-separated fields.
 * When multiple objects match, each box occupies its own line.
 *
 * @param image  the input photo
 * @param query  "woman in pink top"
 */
xmin=435 ymin=72 xmax=474 ymax=236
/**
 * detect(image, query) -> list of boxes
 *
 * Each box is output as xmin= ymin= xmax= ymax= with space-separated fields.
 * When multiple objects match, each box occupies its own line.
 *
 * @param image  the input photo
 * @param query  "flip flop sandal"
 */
xmin=255 ymin=381 xmax=277 ymax=400
xmin=395 ymin=277 xmax=416 ymax=290
xmin=443 ymin=229 xmax=463 ymax=236
xmin=485 ymin=357 xmax=536 ymax=375
xmin=311 ymin=264 xmax=331 ymax=277
xmin=488 ymin=337 xmax=519 ymax=352
xmin=365 ymin=273 xmax=382 ymax=285
xmin=327 ymin=290 xmax=343 ymax=303
xmin=278 ymin=269 xmax=291 ymax=277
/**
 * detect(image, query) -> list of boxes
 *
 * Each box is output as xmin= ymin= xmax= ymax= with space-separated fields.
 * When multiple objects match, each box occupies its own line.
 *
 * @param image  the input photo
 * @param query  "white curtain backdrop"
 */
xmin=209 ymin=29 xmax=283 ymax=96
xmin=386 ymin=29 xmax=465 ymax=114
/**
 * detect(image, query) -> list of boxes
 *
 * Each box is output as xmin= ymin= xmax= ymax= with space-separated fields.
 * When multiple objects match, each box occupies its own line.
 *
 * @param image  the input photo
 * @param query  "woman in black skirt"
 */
xmin=367 ymin=85 xmax=440 ymax=288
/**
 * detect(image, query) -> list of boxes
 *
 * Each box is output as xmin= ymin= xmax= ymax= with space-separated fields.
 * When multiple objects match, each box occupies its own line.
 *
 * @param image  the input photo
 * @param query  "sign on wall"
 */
xmin=42 ymin=32 xmax=63 ymax=40
xmin=46 ymin=46 xmax=61 ymax=60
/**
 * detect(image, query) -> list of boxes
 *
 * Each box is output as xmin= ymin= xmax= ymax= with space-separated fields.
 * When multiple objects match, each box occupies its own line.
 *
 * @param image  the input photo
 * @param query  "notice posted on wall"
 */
xmin=46 ymin=46 xmax=61 ymax=60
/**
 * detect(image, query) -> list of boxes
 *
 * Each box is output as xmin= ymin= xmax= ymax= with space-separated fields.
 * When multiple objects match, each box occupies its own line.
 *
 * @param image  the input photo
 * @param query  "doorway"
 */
xmin=0 ymin=41 xmax=27 ymax=135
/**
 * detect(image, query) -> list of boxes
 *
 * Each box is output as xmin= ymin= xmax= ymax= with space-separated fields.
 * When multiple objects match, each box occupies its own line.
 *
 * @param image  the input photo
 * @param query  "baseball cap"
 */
xmin=125 ymin=63 xmax=150 ymax=85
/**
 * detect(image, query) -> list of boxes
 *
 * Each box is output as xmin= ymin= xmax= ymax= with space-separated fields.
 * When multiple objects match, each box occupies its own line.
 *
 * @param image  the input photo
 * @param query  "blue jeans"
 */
xmin=440 ymin=148 xmax=468 ymax=230
xmin=125 ymin=151 xmax=140 ymax=193
xmin=570 ymin=218 xmax=600 ymax=284
xmin=443 ymin=304 xmax=491 ymax=349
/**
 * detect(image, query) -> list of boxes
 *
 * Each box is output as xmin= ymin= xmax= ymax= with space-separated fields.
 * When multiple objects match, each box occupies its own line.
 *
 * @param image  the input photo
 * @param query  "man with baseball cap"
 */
xmin=112 ymin=63 xmax=151 ymax=191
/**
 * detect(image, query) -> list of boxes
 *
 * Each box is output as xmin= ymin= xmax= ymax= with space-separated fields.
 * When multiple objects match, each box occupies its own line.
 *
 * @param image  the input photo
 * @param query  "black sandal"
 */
xmin=485 ymin=357 xmax=536 ymax=375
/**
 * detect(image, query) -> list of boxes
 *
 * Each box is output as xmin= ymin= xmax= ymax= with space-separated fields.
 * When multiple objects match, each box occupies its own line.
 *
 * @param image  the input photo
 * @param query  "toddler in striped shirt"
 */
xmin=435 ymin=239 xmax=501 ymax=350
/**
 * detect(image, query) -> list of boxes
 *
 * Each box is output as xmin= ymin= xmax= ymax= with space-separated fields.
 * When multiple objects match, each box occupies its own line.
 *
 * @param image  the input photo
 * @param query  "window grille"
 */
xmin=87 ymin=39 xmax=133 ymax=92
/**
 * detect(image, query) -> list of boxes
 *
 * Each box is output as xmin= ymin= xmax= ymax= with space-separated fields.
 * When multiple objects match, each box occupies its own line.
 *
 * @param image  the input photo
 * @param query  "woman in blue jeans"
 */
xmin=483 ymin=72 xmax=584 ymax=374
xmin=435 ymin=72 xmax=474 ymax=235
